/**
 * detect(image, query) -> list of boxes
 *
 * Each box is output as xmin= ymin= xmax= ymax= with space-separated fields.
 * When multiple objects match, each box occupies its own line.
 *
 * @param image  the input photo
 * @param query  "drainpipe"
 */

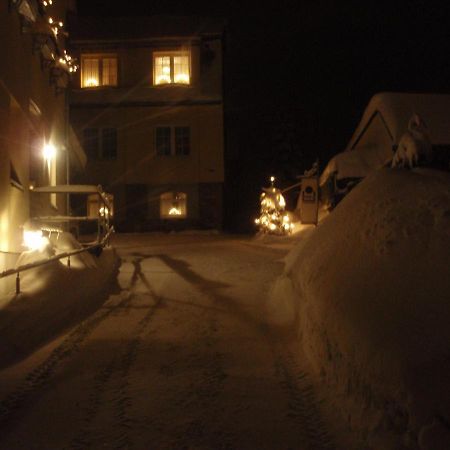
xmin=64 ymin=87 xmax=70 ymax=216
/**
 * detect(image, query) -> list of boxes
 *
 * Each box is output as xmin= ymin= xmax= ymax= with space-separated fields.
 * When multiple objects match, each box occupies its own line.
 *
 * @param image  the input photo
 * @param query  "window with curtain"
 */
xmin=153 ymin=51 xmax=190 ymax=85
xmin=81 ymin=55 xmax=118 ymax=88
xmin=160 ymin=192 xmax=187 ymax=218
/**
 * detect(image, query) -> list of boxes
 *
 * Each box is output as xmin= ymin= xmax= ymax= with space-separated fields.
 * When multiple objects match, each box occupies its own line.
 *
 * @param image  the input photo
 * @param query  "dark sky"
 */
xmin=75 ymin=0 xmax=450 ymax=227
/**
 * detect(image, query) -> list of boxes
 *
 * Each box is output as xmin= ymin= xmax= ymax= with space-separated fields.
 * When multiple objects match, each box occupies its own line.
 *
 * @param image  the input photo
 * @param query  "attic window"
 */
xmin=153 ymin=51 xmax=190 ymax=85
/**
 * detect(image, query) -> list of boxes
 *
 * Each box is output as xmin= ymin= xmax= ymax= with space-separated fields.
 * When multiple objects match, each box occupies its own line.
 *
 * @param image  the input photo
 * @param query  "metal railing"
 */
xmin=0 ymin=227 xmax=114 ymax=295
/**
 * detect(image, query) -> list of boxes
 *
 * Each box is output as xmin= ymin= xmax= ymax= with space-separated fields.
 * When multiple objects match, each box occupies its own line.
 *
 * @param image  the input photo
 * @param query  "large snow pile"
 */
xmin=270 ymin=168 xmax=450 ymax=450
xmin=0 ymin=232 xmax=119 ymax=369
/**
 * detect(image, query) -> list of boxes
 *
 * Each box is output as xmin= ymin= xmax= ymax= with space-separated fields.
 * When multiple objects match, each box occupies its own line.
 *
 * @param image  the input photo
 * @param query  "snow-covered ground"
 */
xmin=0 ymin=232 xmax=337 ymax=449
xmin=0 ymin=167 xmax=448 ymax=449
xmin=270 ymin=167 xmax=450 ymax=450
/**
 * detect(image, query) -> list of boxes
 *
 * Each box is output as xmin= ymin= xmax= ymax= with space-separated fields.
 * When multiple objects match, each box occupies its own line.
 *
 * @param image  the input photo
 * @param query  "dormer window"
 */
xmin=81 ymin=54 xmax=118 ymax=88
xmin=153 ymin=51 xmax=190 ymax=85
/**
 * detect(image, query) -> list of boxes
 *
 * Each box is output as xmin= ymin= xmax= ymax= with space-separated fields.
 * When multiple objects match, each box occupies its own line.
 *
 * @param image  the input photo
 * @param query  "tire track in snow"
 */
xmin=69 ymin=357 xmax=118 ymax=450
xmin=154 ymin=250 xmax=333 ymax=449
xmin=110 ymin=294 xmax=161 ymax=450
xmin=272 ymin=342 xmax=336 ymax=450
xmin=0 ymin=289 xmax=134 ymax=434
xmin=163 ymin=316 xmax=235 ymax=450
xmin=69 ymin=257 xmax=164 ymax=450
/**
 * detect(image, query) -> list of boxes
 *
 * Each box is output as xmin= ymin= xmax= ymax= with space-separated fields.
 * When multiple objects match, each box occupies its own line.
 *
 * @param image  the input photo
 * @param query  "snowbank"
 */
xmin=0 ymin=232 xmax=120 ymax=369
xmin=271 ymin=168 xmax=450 ymax=449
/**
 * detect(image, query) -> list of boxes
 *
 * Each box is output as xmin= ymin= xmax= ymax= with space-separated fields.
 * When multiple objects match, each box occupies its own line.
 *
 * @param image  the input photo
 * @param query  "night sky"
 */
xmin=75 ymin=0 xmax=450 ymax=230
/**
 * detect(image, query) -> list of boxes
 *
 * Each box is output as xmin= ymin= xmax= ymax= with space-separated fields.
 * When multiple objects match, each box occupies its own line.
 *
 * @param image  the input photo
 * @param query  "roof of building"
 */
xmin=346 ymin=92 xmax=450 ymax=150
xmin=68 ymin=15 xmax=225 ymax=43
xmin=320 ymin=92 xmax=450 ymax=184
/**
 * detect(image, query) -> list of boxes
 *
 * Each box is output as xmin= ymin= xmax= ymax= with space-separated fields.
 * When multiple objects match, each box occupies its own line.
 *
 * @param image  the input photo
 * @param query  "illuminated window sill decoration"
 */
xmin=81 ymin=55 xmax=117 ymax=88
xmin=160 ymin=192 xmax=187 ymax=219
xmin=84 ymin=78 xmax=99 ymax=87
xmin=154 ymin=52 xmax=191 ymax=86
xmin=255 ymin=176 xmax=294 ymax=235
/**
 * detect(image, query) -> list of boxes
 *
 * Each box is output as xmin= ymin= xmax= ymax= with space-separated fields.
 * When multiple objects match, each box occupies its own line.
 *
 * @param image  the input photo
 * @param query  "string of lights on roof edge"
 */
xmin=14 ymin=0 xmax=79 ymax=75
xmin=41 ymin=0 xmax=79 ymax=73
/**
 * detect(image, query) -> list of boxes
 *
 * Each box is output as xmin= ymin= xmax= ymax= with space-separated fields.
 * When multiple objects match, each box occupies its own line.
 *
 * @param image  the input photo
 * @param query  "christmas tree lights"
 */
xmin=255 ymin=176 xmax=293 ymax=235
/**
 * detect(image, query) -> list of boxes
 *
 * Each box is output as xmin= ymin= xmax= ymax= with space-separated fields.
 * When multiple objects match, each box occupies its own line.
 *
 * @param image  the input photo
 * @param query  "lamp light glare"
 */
xmin=23 ymin=230 xmax=48 ymax=251
xmin=43 ymin=143 xmax=56 ymax=160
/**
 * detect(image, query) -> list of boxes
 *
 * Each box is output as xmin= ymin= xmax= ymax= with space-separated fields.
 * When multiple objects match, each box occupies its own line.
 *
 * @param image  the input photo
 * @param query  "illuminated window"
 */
xmin=155 ymin=126 xmax=190 ymax=156
xmin=160 ymin=192 xmax=187 ymax=218
xmin=81 ymin=55 xmax=117 ymax=88
xmin=153 ymin=51 xmax=190 ymax=85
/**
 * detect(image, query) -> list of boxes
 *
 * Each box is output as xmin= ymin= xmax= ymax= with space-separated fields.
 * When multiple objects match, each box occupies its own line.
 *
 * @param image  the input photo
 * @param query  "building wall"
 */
xmin=69 ymin=27 xmax=225 ymax=231
xmin=0 ymin=0 xmax=77 ymax=283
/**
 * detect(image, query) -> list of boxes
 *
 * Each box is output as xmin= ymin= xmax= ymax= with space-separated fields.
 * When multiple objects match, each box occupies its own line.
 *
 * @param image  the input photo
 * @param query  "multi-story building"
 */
xmin=0 ymin=0 xmax=84 ymax=284
xmin=68 ymin=16 xmax=225 ymax=232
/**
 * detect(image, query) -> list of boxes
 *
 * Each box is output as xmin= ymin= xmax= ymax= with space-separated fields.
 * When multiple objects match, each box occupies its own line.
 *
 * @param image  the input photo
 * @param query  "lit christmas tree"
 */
xmin=255 ymin=176 xmax=293 ymax=235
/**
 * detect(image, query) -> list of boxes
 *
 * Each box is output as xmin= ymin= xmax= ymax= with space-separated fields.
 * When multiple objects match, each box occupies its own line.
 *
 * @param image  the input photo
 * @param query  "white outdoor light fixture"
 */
xmin=43 ymin=142 xmax=56 ymax=161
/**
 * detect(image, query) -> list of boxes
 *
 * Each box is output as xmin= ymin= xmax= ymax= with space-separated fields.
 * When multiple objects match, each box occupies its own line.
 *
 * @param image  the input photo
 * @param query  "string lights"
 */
xmin=255 ymin=176 xmax=294 ymax=235
xmin=13 ymin=0 xmax=78 ymax=80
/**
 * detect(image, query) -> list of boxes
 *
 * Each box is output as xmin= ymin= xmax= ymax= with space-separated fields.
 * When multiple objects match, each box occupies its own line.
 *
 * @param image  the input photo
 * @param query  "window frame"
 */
xmin=83 ymin=127 xmax=118 ymax=160
xmin=101 ymin=128 xmax=118 ymax=160
xmin=153 ymin=50 xmax=191 ymax=86
xmin=81 ymin=53 xmax=118 ymax=89
xmin=155 ymin=126 xmax=191 ymax=157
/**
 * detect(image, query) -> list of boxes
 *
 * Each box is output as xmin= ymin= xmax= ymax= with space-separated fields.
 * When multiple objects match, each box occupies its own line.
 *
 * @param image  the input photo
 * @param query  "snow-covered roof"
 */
xmin=319 ymin=150 xmax=378 ymax=185
xmin=346 ymin=92 xmax=450 ymax=149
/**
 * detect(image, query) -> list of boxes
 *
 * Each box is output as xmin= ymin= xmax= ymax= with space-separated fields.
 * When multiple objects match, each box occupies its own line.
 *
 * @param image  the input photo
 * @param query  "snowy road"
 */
xmin=0 ymin=234 xmax=335 ymax=450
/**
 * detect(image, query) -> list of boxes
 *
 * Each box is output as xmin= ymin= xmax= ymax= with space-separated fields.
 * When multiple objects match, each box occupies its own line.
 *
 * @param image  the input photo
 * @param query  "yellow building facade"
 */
xmin=69 ymin=16 xmax=225 ymax=231
xmin=0 ymin=0 xmax=82 ymax=285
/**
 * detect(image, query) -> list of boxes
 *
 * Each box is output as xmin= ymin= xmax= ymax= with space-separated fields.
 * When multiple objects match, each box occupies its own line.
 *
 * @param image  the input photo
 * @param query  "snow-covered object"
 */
xmin=346 ymin=92 xmax=450 ymax=150
xmin=49 ymin=231 xmax=98 ymax=269
xmin=319 ymin=149 xmax=375 ymax=185
xmin=320 ymin=92 xmax=450 ymax=186
xmin=392 ymin=114 xmax=433 ymax=169
xmin=271 ymin=168 xmax=450 ymax=449
xmin=0 ymin=234 xmax=119 ymax=368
